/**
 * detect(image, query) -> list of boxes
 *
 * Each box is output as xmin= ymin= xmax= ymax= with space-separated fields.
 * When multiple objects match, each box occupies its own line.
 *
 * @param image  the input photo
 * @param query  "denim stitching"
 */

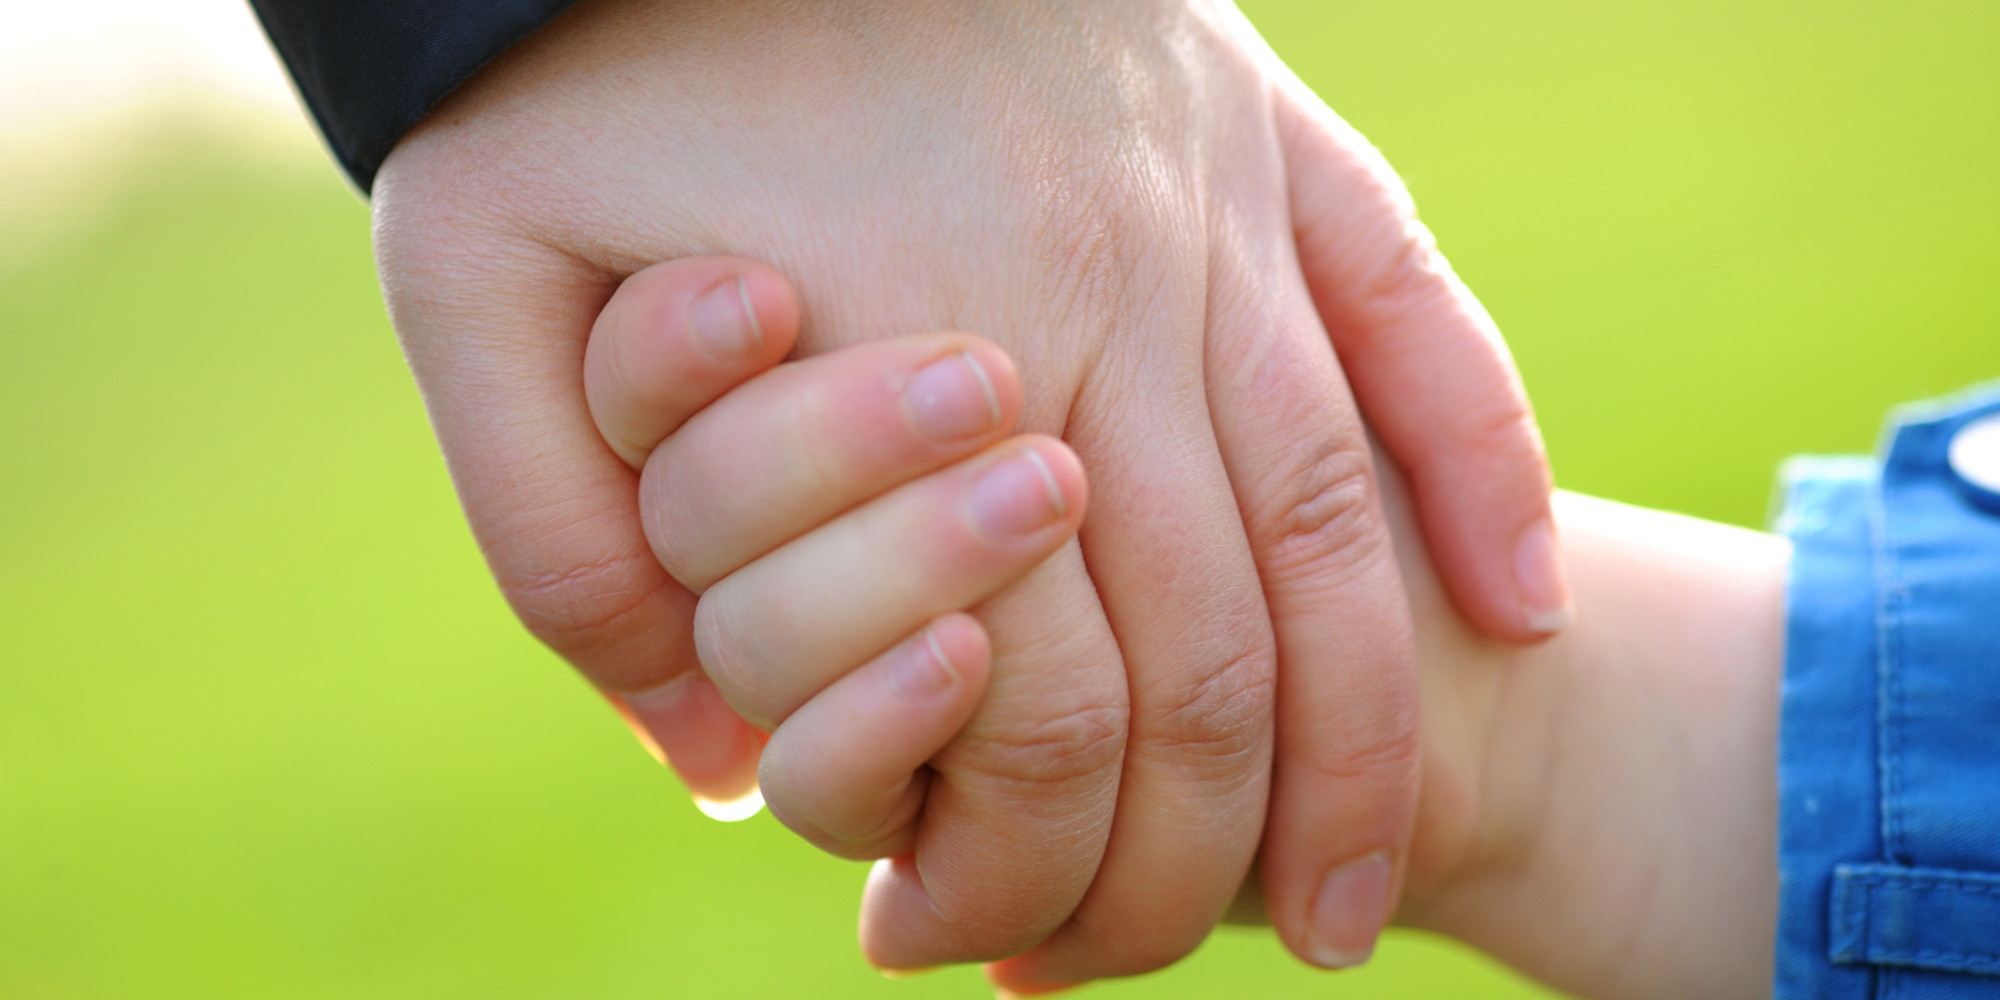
xmin=1842 ymin=876 xmax=2000 ymax=971
xmin=1868 ymin=950 xmax=2000 ymax=968
xmin=1869 ymin=457 xmax=1906 ymax=864
xmin=1842 ymin=875 xmax=2000 ymax=896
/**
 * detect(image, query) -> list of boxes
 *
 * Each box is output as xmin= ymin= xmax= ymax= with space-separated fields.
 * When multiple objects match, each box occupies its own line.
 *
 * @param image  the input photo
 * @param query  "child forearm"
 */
xmin=1393 ymin=491 xmax=1788 ymax=1000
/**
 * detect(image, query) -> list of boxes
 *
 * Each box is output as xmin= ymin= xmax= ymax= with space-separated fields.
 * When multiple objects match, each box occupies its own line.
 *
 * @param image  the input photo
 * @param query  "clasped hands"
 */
xmin=372 ymin=0 xmax=1567 ymax=990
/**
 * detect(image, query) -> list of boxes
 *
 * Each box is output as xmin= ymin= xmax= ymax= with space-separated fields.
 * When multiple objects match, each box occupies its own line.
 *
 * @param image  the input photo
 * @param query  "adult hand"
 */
xmin=370 ymin=0 xmax=1564 ymax=985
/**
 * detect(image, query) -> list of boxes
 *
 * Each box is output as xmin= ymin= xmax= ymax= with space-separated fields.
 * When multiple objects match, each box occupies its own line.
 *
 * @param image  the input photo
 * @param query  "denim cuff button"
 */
xmin=1948 ymin=411 xmax=2000 ymax=505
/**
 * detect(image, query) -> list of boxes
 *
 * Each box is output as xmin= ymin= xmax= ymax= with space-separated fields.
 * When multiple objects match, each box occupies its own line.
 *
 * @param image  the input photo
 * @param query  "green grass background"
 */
xmin=3 ymin=1 xmax=1996 ymax=996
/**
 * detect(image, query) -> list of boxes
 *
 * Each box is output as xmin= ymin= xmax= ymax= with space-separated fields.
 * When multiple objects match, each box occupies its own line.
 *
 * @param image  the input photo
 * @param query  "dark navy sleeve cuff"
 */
xmin=248 ymin=0 xmax=580 ymax=194
xmin=1774 ymin=378 xmax=2000 ymax=1000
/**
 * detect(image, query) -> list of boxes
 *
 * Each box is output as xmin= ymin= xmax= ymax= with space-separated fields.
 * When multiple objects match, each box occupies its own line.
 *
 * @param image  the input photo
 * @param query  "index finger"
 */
xmin=1276 ymin=79 xmax=1569 ymax=643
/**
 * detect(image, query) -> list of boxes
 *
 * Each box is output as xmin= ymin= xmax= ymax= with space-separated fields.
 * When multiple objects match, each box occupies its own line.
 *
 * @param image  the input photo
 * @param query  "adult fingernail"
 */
xmin=885 ymin=628 xmax=960 ymax=701
xmin=966 ymin=447 xmax=1066 ymax=542
xmin=619 ymin=675 xmax=765 ymax=821
xmin=691 ymin=786 xmax=766 ymax=823
xmin=1513 ymin=517 xmax=1573 ymax=634
xmin=688 ymin=275 xmax=763 ymax=361
xmin=1307 ymin=851 xmax=1391 ymax=969
xmin=903 ymin=351 xmax=1002 ymax=443
xmin=990 ymin=983 xmax=1079 ymax=999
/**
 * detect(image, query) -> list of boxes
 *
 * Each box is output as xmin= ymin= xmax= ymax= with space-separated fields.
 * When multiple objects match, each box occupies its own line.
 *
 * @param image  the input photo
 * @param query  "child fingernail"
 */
xmin=688 ymin=275 xmax=763 ymax=361
xmin=1307 ymin=851 xmax=1390 ymax=969
xmin=967 ymin=447 xmax=1066 ymax=541
xmin=905 ymin=351 xmax=1002 ymax=442
xmin=886 ymin=628 xmax=960 ymax=701
xmin=1513 ymin=517 xmax=1573 ymax=634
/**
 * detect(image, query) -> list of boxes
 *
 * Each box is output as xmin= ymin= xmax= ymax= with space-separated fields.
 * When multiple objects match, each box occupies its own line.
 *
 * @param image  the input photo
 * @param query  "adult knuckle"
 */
xmin=1132 ymin=639 xmax=1275 ymax=775
xmin=1345 ymin=211 xmax=1460 ymax=340
xmin=1250 ymin=438 xmax=1387 ymax=586
xmin=1460 ymin=396 xmax=1546 ymax=468
xmin=495 ymin=546 xmax=662 ymax=655
xmin=959 ymin=700 xmax=1128 ymax=790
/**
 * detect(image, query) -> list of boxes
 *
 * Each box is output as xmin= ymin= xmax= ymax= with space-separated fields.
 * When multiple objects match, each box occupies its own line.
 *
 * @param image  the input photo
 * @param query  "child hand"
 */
xmin=583 ymin=257 xmax=1087 ymax=862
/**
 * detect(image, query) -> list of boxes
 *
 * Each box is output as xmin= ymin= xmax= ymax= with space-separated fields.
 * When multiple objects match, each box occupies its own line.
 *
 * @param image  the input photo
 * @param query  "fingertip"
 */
xmin=1301 ymin=850 xmax=1393 ymax=969
xmin=758 ymin=619 xmax=988 ymax=859
xmin=984 ymin=952 xmax=1085 ymax=998
xmin=636 ymin=257 xmax=797 ymax=368
xmin=613 ymin=673 xmax=765 ymax=807
xmin=584 ymin=256 xmax=800 ymax=467
xmin=860 ymin=857 xmax=922 ymax=968
xmin=1017 ymin=434 xmax=1090 ymax=526
xmin=954 ymin=336 xmax=1024 ymax=427
xmin=1418 ymin=487 xmax=1573 ymax=644
xmin=1260 ymin=768 xmax=1415 ymax=973
xmin=1512 ymin=515 xmax=1574 ymax=634
xmin=983 ymin=964 xmax=1081 ymax=1000
xmin=861 ymin=855 xmax=971 ymax=970
xmin=925 ymin=612 xmax=993 ymax=694
xmin=729 ymin=258 xmax=801 ymax=361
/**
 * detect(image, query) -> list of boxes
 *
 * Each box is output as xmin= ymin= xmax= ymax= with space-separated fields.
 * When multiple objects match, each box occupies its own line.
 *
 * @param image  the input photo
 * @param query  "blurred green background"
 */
xmin=2 ymin=1 xmax=1996 ymax=997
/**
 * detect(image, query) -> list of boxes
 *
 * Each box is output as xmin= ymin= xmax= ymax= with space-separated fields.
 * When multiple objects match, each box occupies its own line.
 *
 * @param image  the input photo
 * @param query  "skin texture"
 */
xmin=1383 ymin=486 xmax=1786 ymax=1000
xmin=370 ymin=0 xmax=1562 ymax=984
xmin=584 ymin=268 xmax=1086 ymax=862
xmin=583 ymin=287 xmax=1790 ymax=999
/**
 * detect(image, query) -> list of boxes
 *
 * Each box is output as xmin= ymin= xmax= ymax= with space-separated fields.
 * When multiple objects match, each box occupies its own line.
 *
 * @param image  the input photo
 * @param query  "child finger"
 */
xmin=694 ymin=434 xmax=1086 ymax=730
xmin=759 ymin=614 xmax=991 ymax=859
xmin=643 ymin=334 xmax=1022 ymax=592
xmin=583 ymin=257 xmax=800 ymax=468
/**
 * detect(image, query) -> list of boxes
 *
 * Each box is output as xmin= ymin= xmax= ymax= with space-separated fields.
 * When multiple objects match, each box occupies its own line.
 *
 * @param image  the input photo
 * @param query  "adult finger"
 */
xmin=370 ymin=190 xmax=764 ymax=811
xmin=1205 ymin=217 xmax=1421 ymax=970
xmin=694 ymin=435 xmax=1085 ymax=729
xmin=1275 ymin=81 xmax=1570 ymax=642
xmin=759 ymin=614 xmax=990 ymax=860
xmin=987 ymin=326 xmax=1279 ymax=989
xmin=643 ymin=334 xmax=1021 ymax=591
xmin=584 ymin=256 xmax=800 ymax=468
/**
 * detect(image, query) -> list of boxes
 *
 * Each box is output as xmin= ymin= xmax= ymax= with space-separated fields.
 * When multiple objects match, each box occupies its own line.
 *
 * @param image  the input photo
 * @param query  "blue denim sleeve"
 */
xmin=1774 ymin=379 xmax=2000 ymax=1000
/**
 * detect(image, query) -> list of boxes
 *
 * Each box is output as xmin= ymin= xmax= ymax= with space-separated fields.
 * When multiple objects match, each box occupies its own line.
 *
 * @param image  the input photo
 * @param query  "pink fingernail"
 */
xmin=688 ymin=276 xmax=763 ymax=361
xmin=1307 ymin=851 xmax=1391 ymax=969
xmin=885 ymin=628 xmax=960 ymax=701
xmin=966 ymin=447 xmax=1066 ymax=542
xmin=903 ymin=351 xmax=1003 ymax=443
xmin=1513 ymin=518 xmax=1573 ymax=634
xmin=989 ymin=982 xmax=1080 ymax=999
